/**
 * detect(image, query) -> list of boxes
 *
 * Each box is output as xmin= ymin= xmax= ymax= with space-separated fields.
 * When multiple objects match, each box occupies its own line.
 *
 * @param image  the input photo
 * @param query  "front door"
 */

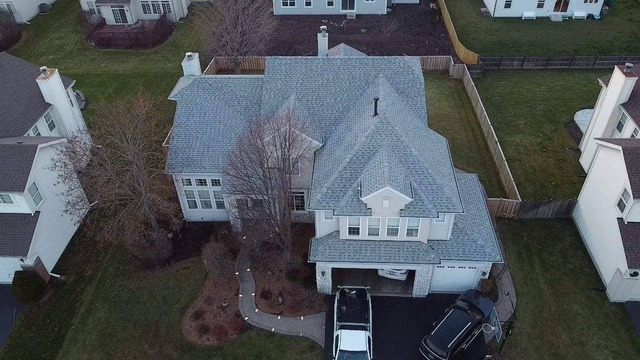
xmin=341 ymin=0 xmax=355 ymax=11
xmin=111 ymin=5 xmax=128 ymax=24
xmin=554 ymin=0 xmax=570 ymax=12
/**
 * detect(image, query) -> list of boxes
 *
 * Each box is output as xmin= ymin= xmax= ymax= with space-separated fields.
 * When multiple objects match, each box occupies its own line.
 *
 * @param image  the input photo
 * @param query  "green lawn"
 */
xmin=446 ymin=0 xmax=640 ymax=56
xmin=498 ymin=219 xmax=640 ymax=360
xmin=475 ymin=70 xmax=608 ymax=200
xmin=425 ymin=72 xmax=505 ymax=198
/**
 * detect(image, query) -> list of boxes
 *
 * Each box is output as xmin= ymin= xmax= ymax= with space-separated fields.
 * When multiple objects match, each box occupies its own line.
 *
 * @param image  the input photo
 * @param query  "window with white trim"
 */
xmin=161 ymin=0 xmax=171 ymax=14
xmin=305 ymin=0 xmax=312 ymax=6
xmin=615 ymin=112 xmax=628 ymax=135
xmin=0 ymin=194 xmax=13 ymax=204
xmin=197 ymin=190 xmax=213 ymax=209
xmin=617 ymin=188 xmax=631 ymax=214
xmin=327 ymin=0 xmax=334 ymax=6
xmin=31 ymin=125 xmax=41 ymax=137
xmin=87 ymin=1 xmax=98 ymax=15
xmin=282 ymin=0 xmax=296 ymax=7
xmin=28 ymin=183 xmax=42 ymax=206
xmin=386 ymin=217 xmax=400 ymax=237
xmin=323 ymin=210 xmax=334 ymax=220
xmin=368 ymin=217 xmax=380 ymax=236
xmin=291 ymin=191 xmax=306 ymax=211
xmin=434 ymin=213 xmax=446 ymax=223
xmin=211 ymin=178 xmax=222 ymax=187
xmin=632 ymin=128 xmax=640 ymax=139
xmin=251 ymin=198 xmax=264 ymax=208
xmin=214 ymin=191 xmax=226 ymax=209
xmin=504 ymin=0 xmax=512 ymax=8
xmin=44 ymin=111 xmax=56 ymax=131
xmin=583 ymin=0 xmax=597 ymax=3
xmin=181 ymin=178 xmax=192 ymax=186
xmin=406 ymin=218 xmax=420 ymax=237
xmin=195 ymin=178 xmax=208 ymax=186
xmin=151 ymin=1 xmax=162 ymax=14
xmin=141 ymin=1 xmax=152 ymax=14
xmin=184 ymin=190 xmax=197 ymax=209
xmin=364 ymin=0 xmax=375 ymax=2
xmin=348 ymin=217 xmax=361 ymax=236
xmin=537 ymin=0 xmax=545 ymax=8
xmin=67 ymin=90 xmax=75 ymax=108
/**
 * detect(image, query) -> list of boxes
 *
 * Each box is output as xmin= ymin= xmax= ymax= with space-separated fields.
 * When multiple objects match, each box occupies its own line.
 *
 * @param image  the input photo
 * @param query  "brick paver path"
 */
xmin=235 ymin=247 xmax=326 ymax=347
xmin=494 ymin=263 xmax=517 ymax=323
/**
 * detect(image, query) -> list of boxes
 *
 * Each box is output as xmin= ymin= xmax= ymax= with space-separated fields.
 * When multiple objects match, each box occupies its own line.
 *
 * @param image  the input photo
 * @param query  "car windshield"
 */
xmin=336 ymin=350 xmax=369 ymax=360
xmin=426 ymin=308 xmax=477 ymax=358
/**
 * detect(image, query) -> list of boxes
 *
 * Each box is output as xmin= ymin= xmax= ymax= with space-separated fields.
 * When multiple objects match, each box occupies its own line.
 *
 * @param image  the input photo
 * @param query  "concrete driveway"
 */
xmin=0 ymin=285 xmax=22 ymax=348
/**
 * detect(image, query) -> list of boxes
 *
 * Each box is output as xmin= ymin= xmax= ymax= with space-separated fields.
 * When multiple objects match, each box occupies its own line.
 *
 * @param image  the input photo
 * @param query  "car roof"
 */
xmin=458 ymin=289 xmax=495 ymax=319
xmin=427 ymin=308 xmax=479 ymax=357
xmin=339 ymin=329 xmax=368 ymax=351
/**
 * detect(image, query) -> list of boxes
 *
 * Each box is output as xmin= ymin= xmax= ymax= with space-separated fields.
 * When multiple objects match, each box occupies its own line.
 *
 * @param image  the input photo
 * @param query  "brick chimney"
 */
xmin=317 ymin=26 xmax=328 ymax=57
xmin=181 ymin=52 xmax=202 ymax=76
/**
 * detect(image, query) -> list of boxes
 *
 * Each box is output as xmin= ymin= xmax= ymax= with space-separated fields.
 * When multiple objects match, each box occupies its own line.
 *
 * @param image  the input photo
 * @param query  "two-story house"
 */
xmin=79 ymin=0 xmax=191 ymax=25
xmin=573 ymin=63 xmax=640 ymax=302
xmin=272 ymin=0 xmax=419 ymax=16
xmin=0 ymin=53 xmax=89 ymax=283
xmin=0 ymin=0 xmax=55 ymax=24
xmin=165 ymin=31 xmax=503 ymax=297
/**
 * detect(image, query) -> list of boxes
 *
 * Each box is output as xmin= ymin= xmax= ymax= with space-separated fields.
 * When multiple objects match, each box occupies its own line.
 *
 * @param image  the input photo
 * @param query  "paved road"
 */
xmin=0 ymin=285 xmax=22 ymax=348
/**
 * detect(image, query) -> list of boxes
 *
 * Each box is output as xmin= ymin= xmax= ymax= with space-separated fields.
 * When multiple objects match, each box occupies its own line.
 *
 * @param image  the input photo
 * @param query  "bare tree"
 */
xmin=195 ymin=0 xmax=276 ymax=72
xmin=53 ymin=93 xmax=179 ymax=262
xmin=224 ymin=111 xmax=314 ymax=268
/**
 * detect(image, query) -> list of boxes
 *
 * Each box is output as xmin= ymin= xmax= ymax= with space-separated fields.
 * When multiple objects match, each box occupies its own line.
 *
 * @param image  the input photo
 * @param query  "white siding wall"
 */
xmin=314 ymin=210 xmax=339 ymax=237
xmin=427 ymin=213 xmax=455 ymax=240
xmin=574 ymin=145 xmax=631 ymax=295
xmin=0 ymin=257 xmax=23 ymax=283
xmin=273 ymin=0 xmax=388 ymax=15
xmin=37 ymin=69 xmax=88 ymax=140
xmin=484 ymin=0 xmax=603 ymax=17
xmin=9 ymin=0 xmax=54 ymax=23
xmin=0 ymin=194 xmax=31 ymax=214
xmin=86 ymin=0 xmax=188 ymax=24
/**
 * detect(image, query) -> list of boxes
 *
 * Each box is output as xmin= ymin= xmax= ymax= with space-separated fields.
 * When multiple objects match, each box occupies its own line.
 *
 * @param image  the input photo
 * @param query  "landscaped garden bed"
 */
xmin=252 ymin=224 xmax=326 ymax=316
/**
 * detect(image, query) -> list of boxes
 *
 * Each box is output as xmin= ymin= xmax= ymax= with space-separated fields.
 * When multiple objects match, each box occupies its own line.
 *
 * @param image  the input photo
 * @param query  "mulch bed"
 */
xmin=181 ymin=223 xmax=247 ymax=346
xmin=565 ymin=121 xmax=584 ymax=146
xmin=252 ymin=224 xmax=327 ymax=316
xmin=266 ymin=0 xmax=452 ymax=56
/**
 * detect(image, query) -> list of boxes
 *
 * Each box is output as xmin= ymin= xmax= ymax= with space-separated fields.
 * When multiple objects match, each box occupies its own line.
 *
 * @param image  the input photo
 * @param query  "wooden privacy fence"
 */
xmin=487 ymin=198 xmax=576 ymax=219
xmin=436 ymin=0 xmax=478 ymax=65
xmin=479 ymin=55 xmax=640 ymax=71
xmin=204 ymin=56 xmax=266 ymax=74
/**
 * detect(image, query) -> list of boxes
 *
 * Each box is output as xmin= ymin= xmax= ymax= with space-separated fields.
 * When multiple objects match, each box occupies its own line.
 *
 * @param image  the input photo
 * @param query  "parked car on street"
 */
xmin=419 ymin=290 xmax=495 ymax=360
xmin=333 ymin=287 xmax=373 ymax=360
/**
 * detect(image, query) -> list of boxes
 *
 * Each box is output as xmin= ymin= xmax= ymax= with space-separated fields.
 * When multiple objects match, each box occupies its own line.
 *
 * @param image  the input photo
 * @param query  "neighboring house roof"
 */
xmin=599 ymin=65 xmax=640 ymax=124
xmin=598 ymin=138 xmax=640 ymax=197
xmin=309 ymin=173 xmax=503 ymax=264
xmin=167 ymin=56 xmax=462 ymax=216
xmin=0 ymin=137 xmax=62 ymax=192
xmin=0 ymin=212 xmax=40 ymax=257
xmin=327 ymin=43 xmax=367 ymax=57
xmin=0 ymin=52 xmax=74 ymax=138
xmin=618 ymin=218 xmax=640 ymax=270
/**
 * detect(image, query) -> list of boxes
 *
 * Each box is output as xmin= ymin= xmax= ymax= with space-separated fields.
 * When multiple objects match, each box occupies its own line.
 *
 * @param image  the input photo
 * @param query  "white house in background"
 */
xmin=165 ymin=30 xmax=503 ymax=297
xmin=0 ymin=0 xmax=55 ymax=24
xmin=0 ymin=53 xmax=90 ymax=283
xmin=272 ymin=0 xmax=418 ymax=16
xmin=79 ymin=0 xmax=191 ymax=25
xmin=481 ymin=0 xmax=604 ymax=19
xmin=573 ymin=63 xmax=640 ymax=302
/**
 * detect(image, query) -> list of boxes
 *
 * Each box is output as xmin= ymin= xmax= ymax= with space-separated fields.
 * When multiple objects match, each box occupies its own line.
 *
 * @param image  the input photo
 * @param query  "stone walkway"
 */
xmin=493 ymin=263 xmax=517 ymax=324
xmin=235 ymin=247 xmax=326 ymax=347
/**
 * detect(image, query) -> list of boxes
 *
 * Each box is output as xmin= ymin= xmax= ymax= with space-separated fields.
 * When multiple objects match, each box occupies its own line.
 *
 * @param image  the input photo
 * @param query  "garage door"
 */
xmin=429 ymin=264 xmax=479 ymax=293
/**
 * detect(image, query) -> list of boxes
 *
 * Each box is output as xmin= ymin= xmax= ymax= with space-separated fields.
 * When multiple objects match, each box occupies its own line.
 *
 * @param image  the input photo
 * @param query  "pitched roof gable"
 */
xmin=0 ymin=212 xmax=40 ymax=257
xmin=0 ymin=137 xmax=63 ymax=192
xmin=0 ymin=52 xmax=74 ymax=138
xmin=598 ymin=138 xmax=640 ymax=197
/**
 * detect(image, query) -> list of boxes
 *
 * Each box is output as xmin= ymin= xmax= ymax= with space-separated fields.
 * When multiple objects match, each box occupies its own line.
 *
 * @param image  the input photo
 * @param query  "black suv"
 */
xmin=419 ymin=290 xmax=495 ymax=360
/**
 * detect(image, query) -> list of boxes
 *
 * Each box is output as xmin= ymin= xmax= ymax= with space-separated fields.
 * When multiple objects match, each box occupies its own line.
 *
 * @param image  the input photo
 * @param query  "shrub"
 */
xmin=0 ymin=13 xmax=21 ymax=52
xmin=478 ymin=278 xmax=499 ymax=303
xmin=259 ymin=288 xmax=273 ymax=301
xmin=12 ymin=271 xmax=48 ymax=304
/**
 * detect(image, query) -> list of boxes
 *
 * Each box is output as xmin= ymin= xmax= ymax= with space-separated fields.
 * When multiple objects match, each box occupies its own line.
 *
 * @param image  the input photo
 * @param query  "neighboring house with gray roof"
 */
xmin=165 ymin=30 xmax=502 ymax=297
xmin=272 ymin=0 xmax=419 ymax=16
xmin=0 ymin=54 xmax=89 ymax=284
xmin=79 ymin=0 xmax=191 ymax=25
xmin=0 ymin=0 xmax=55 ymax=24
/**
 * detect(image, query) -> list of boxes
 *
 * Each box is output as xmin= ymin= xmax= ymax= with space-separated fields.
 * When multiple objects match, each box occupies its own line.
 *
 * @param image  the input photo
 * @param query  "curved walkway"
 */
xmin=235 ymin=247 xmax=326 ymax=347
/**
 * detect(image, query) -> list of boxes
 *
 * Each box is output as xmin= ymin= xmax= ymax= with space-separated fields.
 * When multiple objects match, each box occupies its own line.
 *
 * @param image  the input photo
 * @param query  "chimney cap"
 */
xmin=320 ymin=25 xmax=327 ymax=33
xmin=39 ymin=66 xmax=48 ymax=74
xmin=185 ymin=52 xmax=193 ymax=59
xmin=624 ymin=63 xmax=634 ymax=72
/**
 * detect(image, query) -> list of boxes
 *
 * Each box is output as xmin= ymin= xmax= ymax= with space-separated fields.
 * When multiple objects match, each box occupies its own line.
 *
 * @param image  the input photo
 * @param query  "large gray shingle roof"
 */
xmin=0 ymin=53 xmax=74 ymax=138
xmin=0 ymin=137 xmax=62 ymax=192
xmin=166 ymin=55 xmax=462 ymax=215
xmin=309 ymin=173 xmax=502 ymax=264
xmin=0 ymin=212 xmax=40 ymax=257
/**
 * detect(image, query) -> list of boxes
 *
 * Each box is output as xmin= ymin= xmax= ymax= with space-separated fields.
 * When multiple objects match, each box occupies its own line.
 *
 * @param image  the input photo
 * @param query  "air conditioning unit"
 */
xmin=346 ymin=11 xmax=356 ymax=19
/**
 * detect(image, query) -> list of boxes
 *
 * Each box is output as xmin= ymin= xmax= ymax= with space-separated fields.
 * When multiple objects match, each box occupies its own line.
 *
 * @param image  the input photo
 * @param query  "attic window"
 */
xmin=631 ymin=128 xmax=639 ymax=139
xmin=617 ymin=188 xmax=631 ymax=214
xmin=382 ymin=198 xmax=390 ymax=208
xmin=615 ymin=113 xmax=628 ymax=135
xmin=31 ymin=125 xmax=41 ymax=137
xmin=28 ymin=183 xmax=42 ymax=207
